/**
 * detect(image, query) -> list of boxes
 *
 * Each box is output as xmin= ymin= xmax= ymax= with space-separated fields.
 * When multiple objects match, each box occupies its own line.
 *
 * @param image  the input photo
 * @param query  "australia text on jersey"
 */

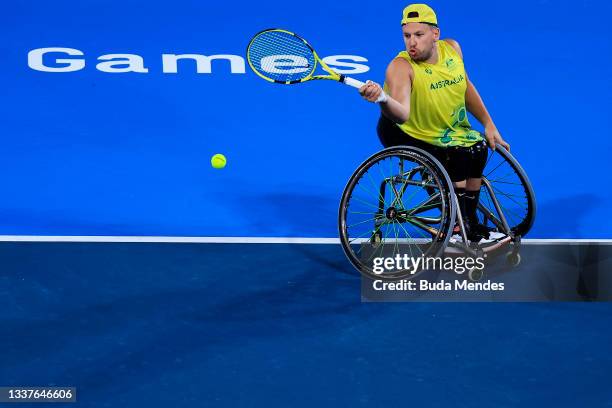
xmin=430 ymin=74 xmax=464 ymax=90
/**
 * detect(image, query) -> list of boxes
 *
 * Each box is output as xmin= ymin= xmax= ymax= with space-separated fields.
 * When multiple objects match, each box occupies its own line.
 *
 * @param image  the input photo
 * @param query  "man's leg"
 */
xmin=453 ymin=180 xmax=467 ymax=229
xmin=464 ymin=140 xmax=497 ymax=239
xmin=446 ymin=142 xmax=491 ymax=241
xmin=377 ymin=115 xmax=413 ymax=148
xmin=444 ymin=151 xmax=472 ymax=239
xmin=465 ymin=177 xmax=482 ymax=228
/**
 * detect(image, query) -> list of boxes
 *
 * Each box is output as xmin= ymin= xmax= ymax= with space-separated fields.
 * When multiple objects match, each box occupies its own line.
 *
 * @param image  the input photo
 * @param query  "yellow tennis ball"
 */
xmin=211 ymin=153 xmax=227 ymax=169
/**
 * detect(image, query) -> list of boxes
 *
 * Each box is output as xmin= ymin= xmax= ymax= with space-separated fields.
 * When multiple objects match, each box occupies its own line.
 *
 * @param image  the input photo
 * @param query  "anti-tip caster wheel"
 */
xmin=468 ymin=267 xmax=485 ymax=282
xmin=506 ymin=252 xmax=521 ymax=267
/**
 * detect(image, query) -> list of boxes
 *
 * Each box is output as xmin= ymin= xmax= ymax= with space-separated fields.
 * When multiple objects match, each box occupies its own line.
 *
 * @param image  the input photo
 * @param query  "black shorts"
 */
xmin=376 ymin=115 xmax=487 ymax=183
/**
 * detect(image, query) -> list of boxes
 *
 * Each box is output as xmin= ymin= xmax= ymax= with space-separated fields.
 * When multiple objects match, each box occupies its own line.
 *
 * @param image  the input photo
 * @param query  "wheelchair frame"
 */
xmin=338 ymin=144 xmax=536 ymax=282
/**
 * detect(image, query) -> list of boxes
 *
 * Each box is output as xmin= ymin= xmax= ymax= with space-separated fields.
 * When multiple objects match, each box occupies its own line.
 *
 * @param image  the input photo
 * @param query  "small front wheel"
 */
xmin=506 ymin=252 xmax=521 ymax=267
xmin=468 ymin=267 xmax=485 ymax=282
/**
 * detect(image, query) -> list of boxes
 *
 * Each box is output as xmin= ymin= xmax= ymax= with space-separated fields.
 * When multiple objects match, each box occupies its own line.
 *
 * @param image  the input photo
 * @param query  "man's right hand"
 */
xmin=359 ymin=80 xmax=384 ymax=103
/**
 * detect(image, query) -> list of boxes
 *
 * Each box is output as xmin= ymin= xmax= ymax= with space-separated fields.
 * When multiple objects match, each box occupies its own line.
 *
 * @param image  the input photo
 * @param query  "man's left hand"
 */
xmin=485 ymin=125 xmax=510 ymax=151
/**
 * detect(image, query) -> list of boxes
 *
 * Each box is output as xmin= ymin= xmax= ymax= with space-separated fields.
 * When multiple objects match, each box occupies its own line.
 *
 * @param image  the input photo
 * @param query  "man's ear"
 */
xmin=433 ymin=27 xmax=441 ymax=41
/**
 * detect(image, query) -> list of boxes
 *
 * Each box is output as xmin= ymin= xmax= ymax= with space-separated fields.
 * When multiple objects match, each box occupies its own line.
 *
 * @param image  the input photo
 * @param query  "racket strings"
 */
xmin=248 ymin=30 xmax=317 ymax=83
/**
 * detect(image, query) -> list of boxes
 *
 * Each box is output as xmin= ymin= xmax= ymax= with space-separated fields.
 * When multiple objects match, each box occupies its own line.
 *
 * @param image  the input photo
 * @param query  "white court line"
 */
xmin=0 ymin=236 xmax=338 ymax=244
xmin=521 ymin=239 xmax=612 ymax=245
xmin=0 ymin=236 xmax=611 ymax=244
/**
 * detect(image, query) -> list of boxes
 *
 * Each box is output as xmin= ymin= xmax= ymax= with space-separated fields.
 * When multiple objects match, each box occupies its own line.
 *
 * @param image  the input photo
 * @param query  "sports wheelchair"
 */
xmin=338 ymin=144 xmax=536 ymax=281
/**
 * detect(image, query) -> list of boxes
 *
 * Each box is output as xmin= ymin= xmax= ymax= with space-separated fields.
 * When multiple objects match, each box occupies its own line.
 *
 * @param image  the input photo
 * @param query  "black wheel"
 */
xmin=478 ymin=145 xmax=536 ymax=237
xmin=467 ymin=248 xmax=485 ymax=282
xmin=468 ymin=267 xmax=485 ymax=282
xmin=339 ymin=146 xmax=456 ymax=280
xmin=506 ymin=252 xmax=521 ymax=267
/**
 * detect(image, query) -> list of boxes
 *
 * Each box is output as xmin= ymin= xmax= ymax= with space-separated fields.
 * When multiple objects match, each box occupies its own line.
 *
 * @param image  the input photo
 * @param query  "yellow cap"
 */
xmin=401 ymin=4 xmax=438 ymax=26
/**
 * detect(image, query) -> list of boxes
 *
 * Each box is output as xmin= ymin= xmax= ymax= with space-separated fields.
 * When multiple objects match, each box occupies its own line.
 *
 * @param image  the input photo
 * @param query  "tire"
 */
xmin=339 ymin=146 xmax=456 ymax=280
xmin=479 ymin=145 xmax=536 ymax=237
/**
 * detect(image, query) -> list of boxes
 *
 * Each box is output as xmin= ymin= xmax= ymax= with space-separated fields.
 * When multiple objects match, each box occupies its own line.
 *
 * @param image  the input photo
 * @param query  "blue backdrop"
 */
xmin=2 ymin=0 xmax=611 ymax=238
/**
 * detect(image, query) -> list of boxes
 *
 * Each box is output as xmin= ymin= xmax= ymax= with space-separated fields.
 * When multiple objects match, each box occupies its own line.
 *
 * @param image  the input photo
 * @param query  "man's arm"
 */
xmin=444 ymin=38 xmax=510 ymax=150
xmin=359 ymin=58 xmax=412 ymax=124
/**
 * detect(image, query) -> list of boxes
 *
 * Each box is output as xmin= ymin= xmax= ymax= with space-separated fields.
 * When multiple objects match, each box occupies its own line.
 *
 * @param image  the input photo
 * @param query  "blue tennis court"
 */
xmin=1 ymin=241 xmax=611 ymax=406
xmin=3 ymin=0 xmax=612 ymax=406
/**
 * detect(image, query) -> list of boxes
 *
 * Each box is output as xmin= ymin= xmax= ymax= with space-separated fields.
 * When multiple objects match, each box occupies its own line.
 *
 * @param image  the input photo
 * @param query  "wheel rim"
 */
xmin=478 ymin=146 xmax=536 ymax=237
xmin=339 ymin=147 xmax=455 ymax=280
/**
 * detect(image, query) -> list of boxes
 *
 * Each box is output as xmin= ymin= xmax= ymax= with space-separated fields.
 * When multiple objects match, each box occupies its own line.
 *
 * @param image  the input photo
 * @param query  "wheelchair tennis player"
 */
xmin=359 ymin=3 xmax=508 ymax=244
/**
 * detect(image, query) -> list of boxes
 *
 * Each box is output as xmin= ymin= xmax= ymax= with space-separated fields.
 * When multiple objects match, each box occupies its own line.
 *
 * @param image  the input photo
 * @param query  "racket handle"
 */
xmin=341 ymin=76 xmax=389 ymax=103
xmin=342 ymin=76 xmax=366 ymax=88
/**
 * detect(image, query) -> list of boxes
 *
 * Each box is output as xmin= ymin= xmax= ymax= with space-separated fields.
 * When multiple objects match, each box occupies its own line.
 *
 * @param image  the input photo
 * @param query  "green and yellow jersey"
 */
xmin=385 ymin=40 xmax=484 ymax=147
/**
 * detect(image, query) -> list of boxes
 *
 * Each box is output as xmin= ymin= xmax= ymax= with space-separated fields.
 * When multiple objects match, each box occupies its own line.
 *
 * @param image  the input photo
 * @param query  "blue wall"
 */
xmin=2 ymin=0 xmax=611 ymax=238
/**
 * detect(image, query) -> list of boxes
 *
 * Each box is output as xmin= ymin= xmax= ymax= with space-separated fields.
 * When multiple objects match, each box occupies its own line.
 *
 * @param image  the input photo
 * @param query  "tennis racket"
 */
xmin=246 ymin=28 xmax=387 ymax=103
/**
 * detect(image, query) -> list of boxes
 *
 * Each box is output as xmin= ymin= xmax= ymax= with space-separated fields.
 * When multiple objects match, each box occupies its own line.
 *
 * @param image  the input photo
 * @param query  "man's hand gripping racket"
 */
xmin=246 ymin=29 xmax=388 ymax=103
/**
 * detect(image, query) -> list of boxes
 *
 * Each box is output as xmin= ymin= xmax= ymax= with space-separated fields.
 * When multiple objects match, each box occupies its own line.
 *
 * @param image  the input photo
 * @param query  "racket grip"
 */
xmin=342 ymin=76 xmax=389 ymax=103
xmin=342 ymin=76 xmax=366 ymax=88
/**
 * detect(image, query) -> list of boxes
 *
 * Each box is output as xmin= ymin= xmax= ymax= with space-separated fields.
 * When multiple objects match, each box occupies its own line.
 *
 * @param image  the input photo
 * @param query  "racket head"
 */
xmin=247 ymin=29 xmax=337 ymax=84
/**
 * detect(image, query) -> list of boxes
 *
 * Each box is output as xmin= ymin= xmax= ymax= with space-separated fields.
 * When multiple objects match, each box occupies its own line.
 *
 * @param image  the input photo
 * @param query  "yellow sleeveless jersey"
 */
xmin=385 ymin=40 xmax=483 ymax=147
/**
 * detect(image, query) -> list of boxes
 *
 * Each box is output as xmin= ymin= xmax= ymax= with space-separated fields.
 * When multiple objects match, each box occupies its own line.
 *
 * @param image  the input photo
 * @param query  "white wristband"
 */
xmin=365 ymin=80 xmax=388 ymax=104
xmin=376 ymin=92 xmax=389 ymax=104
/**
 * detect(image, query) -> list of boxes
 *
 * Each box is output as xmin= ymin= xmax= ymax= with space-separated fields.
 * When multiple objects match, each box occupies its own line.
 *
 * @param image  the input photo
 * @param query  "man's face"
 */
xmin=402 ymin=23 xmax=439 ymax=61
